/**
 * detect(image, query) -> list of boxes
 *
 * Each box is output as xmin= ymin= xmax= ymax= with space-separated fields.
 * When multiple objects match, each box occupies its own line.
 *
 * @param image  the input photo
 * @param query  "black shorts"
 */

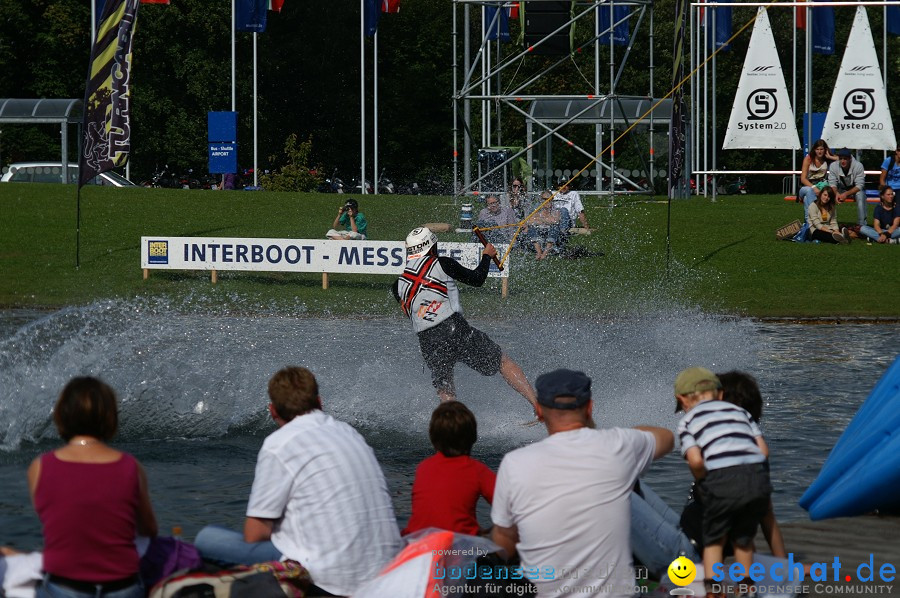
xmin=697 ymin=462 xmax=772 ymax=547
xmin=418 ymin=313 xmax=503 ymax=390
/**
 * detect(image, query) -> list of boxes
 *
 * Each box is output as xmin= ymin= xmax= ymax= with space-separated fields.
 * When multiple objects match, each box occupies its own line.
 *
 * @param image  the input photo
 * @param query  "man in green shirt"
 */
xmin=326 ymin=199 xmax=368 ymax=240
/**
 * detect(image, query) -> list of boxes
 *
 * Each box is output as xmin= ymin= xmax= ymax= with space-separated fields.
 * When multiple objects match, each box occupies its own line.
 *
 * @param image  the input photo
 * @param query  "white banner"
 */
xmin=141 ymin=237 xmax=509 ymax=277
xmin=821 ymin=7 xmax=897 ymax=150
xmin=722 ymin=8 xmax=800 ymax=150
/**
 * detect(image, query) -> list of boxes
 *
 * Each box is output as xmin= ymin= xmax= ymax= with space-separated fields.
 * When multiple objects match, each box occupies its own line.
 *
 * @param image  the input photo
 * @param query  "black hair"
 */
xmin=716 ymin=371 xmax=763 ymax=422
xmin=429 ymin=401 xmax=477 ymax=457
xmin=54 ymin=377 xmax=119 ymax=441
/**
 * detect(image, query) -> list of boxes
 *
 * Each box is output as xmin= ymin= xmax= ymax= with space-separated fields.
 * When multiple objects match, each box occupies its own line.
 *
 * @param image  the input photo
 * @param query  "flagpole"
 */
xmin=694 ymin=3 xmax=700 ymax=197
xmin=231 ymin=0 xmax=236 ymax=112
xmin=883 ymin=6 xmax=887 ymax=162
xmin=374 ymin=29 xmax=379 ymax=195
xmin=463 ymin=2 xmax=471 ymax=192
xmin=804 ymin=6 xmax=813 ymax=151
xmin=76 ymin=185 xmax=81 ymax=268
xmin=792 ymin=5 xmax=797 ymax=195
xmin=711 ymin=3 xmax=717 ymax=202
xmin=360 ymin=0 xmax=366 ymax=195
xmin=453 ymin=2 xmax=458 ymax=195
xmin=595 ymin=2 xmax=601 ymax=194
xmin=253 ymin=31 xmax=258 ymax=188
xmin=703 ymin=2 xmax=708 ymax=197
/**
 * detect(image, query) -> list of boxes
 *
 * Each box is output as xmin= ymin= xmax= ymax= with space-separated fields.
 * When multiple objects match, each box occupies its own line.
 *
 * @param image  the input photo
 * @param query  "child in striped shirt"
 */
xmin=674 ymin=367 xmax=772 ymax=598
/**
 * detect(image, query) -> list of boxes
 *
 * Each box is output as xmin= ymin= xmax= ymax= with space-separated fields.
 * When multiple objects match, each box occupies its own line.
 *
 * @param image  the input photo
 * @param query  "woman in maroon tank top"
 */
xmin=28 ymin=377 xmax=158 ymax=598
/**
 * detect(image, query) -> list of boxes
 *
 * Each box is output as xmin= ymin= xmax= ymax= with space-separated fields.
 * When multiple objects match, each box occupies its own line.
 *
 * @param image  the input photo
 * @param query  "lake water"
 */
xmin=0 ymin=299 xmax=893 ymax=551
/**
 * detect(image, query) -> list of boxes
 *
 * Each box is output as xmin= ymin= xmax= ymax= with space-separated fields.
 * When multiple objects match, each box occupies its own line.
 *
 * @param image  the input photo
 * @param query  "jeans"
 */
xmin=799 ymin=186 xmax=818 ymax=218
xmin=193 ymin=525 xmax=283 ymax=566
xmin=630 ymin=485 xmax=699 ymax=578
xmin=37 ymin=575 xmax=144 ymax=598
xmin=839 ymin=188 xmax=868 ymax=225
xmin=859 ymin=225 xmax=900 ymax=242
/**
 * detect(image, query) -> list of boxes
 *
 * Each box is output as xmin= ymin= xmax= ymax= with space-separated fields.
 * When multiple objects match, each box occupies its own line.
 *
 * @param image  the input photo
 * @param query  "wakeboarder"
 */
xmin=392 ymin=226 xmax=538 ymax=412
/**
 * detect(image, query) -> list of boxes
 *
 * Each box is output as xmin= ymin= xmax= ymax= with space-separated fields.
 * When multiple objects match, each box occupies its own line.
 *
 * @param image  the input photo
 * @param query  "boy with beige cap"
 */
xmin=674 ymin=367 xmax=772 ymax=598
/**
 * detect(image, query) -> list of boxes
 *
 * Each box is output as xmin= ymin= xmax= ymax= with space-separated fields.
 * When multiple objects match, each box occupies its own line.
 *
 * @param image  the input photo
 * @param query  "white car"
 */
xmin=0 ymin=162 xmax=136 ymax=186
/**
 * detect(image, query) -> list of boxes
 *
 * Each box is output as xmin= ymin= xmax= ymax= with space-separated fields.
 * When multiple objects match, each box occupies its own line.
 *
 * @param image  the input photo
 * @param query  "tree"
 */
xmin=260 ymin=133 xmax=321 ymax=192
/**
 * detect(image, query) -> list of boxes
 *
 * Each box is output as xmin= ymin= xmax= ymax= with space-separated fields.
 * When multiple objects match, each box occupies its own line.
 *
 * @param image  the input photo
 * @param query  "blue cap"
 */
xmin=535 ymin=369 xmax=592 ymax=409
xmin=837 ymin=148 xmax=852 ymax=158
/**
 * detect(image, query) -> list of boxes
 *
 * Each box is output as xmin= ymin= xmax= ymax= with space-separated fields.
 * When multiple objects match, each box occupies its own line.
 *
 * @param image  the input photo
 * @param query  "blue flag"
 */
xmin=811 ymin=0 xmax=834 ymax=54
xmin=705 ymin=2 xmax=732 ymax=52
xmin=365 ymin=0 xmax=380 ymax=36
xmin=599 ymin=5 xmax=631 ymax=46
xmin=888 ymin=5 xmax=900 ymax=35
xmin=236 ymin=0 xmax=267 ymax=33
xmin=485 ymin=5 xmax=510 ymax=42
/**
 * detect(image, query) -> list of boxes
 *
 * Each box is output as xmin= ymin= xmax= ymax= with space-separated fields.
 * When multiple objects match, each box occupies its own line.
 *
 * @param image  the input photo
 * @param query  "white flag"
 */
xmin=821 ymin=7 xmax=896 ymax=150
xmin=723 ymin=8 xmax=800 ymax=150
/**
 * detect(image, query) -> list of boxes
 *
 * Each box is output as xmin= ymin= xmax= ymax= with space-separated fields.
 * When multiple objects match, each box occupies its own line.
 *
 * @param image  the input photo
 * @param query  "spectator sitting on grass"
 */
xmin=525 ymin=191 xmax=563 ymax=260
xmin=859 ymin=186 xmax=900 ymax=244
xmin=827 ymin=148 xmax=867 ymax=227
xmin=505 ymin=177 xmax=530 ymax=219
xmin=553 ymin=182 xmax=589 ymax=229
xmin=807 ymin=187 xmax=850 ymax=244
xmin=879 ymin=147 xmax=900 ymax=189
xmin=798 ymin=139 xmax=832 ymax=218
xmin=475 ymin=194 xmax=518 ymax=244
xmin=326 ymin=199 xmax=368 ymax=240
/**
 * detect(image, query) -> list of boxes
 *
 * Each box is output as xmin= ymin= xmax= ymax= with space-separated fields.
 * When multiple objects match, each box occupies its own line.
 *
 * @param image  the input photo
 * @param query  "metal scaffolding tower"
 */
xmin=452 ymin=0 xmax=669 ymax=199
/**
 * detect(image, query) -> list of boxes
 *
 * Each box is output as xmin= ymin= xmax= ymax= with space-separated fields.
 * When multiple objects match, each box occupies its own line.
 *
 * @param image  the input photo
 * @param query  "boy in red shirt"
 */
xmin=404 ymin=402 xmax=495 ymax=536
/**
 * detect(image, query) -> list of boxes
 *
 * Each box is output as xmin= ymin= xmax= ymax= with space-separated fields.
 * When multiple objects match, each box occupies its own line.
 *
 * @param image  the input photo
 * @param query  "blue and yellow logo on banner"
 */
xmin=148 ymin=240 xmax=168 ymax=264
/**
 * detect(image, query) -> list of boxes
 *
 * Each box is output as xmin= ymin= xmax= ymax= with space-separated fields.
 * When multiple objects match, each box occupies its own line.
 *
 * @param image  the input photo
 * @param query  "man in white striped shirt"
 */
xmin=674 ymin=367 xmax=772 ymax=598
xmin=194 ymin=367 xmax=401 ymax=596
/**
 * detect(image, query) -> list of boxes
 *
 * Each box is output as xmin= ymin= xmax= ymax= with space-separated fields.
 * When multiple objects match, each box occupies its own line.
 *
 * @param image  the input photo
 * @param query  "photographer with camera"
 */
xmin=326 ymin=199 xmax=368 ymax=240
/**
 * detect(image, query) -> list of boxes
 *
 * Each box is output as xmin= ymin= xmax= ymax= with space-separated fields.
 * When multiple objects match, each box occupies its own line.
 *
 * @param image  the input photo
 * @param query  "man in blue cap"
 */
xmin=490 ymin=368 xmax=673 ymax=598
xmin=827 ymin=148 xmax=868 ymax=227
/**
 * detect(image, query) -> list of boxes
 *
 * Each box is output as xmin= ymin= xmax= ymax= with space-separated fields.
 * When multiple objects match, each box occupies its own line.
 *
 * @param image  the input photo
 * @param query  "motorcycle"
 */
xmin=717 ymin=175 xmax=748 ymax=195
xmin=377 ymin=169 xmax=395 ymax=194
xmin=351 ymin=177 xmax=373 ymax=195
xmin=197 ymin=172 xmax=219 ymax=190
xmin=317 ymin=168 xmax=345 ymax=194
xmin=396 ymin=180 xmax=421 ymax=195
xmin=140 ymin=164 xmax=179 ymax=188
xmin=178 ymin=168 xmax=201 ymax=190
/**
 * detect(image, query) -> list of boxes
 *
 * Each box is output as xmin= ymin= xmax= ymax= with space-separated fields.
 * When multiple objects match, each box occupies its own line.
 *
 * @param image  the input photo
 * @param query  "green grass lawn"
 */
xmin=1 ymin=183 xmax=898 ymax=318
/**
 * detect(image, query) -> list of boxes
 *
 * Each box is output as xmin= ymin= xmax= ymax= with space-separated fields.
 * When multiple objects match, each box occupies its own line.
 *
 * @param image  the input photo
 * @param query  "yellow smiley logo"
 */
xmin=667 ymin=556 xmax=697 ymax=586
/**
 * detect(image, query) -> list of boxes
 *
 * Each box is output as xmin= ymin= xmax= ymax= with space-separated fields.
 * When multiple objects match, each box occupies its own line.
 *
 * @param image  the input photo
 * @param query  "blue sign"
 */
xmin=802 ymin=112 xmax=827 ymax=153
xmin=208 ymin=111 xmax=237 ymax=143
xmin=209 ymin=143 xmax=238 ymax=174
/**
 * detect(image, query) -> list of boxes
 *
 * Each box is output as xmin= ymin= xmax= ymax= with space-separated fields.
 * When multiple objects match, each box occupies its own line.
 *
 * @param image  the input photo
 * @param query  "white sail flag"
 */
xmin=723 ymin=8 xmax=799 ymax=150
xmin=821 ymin=7 xmax=896 ymax=150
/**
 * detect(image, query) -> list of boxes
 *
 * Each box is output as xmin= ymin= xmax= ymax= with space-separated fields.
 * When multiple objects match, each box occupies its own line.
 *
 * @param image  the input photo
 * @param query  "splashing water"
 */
xmin=0 ymin=297 xmax=755 ymax=452
xmin=1 ymin=298 xmax=895 ymax=547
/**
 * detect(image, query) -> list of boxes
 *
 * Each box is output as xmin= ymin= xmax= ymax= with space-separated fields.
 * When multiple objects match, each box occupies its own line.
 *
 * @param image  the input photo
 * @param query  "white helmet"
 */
xmin=405 ymin=226 xmax=437 ymax=259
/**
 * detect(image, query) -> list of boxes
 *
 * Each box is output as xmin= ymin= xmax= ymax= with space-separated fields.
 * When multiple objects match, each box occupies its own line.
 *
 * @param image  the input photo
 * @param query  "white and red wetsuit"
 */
xmin=392 ymin=253 xmax=501 ymax=390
